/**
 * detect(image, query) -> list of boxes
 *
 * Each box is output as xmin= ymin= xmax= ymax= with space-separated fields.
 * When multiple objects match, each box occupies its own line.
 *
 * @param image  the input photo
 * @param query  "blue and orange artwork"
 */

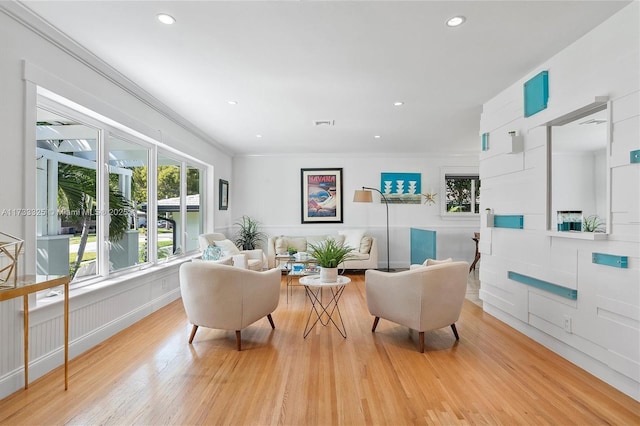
xmin=307 ymin=174 xmax=337 ymax=217
xmin=380 ymin=172 xmax=422 ymax=204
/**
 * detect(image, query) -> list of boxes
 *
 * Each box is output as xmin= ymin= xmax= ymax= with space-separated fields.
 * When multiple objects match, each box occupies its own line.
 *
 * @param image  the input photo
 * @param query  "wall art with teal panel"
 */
xmin=380 ymin=172 xmax=421 ymax=204
xmin=524 ymin=70 xmax=549 ymax=117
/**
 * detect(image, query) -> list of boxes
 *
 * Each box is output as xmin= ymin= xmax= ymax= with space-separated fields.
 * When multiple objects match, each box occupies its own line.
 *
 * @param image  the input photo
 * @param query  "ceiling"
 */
xmin=18 ymin=1 xmax=631 ymax=156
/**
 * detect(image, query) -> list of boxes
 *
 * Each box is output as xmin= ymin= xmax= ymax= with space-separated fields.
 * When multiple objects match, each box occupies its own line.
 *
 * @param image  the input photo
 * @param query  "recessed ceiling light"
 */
xmin=374 ymin=135 xmax=381 ymax=139
xmin=393 ymin=102 xmax=404 ymax=107
xmin=256 ymin=134 xmax=263 ymax=138
xmin=227 ymin=100 xmax=238 ymax=105
xmin=157 ymin=13 xmax=176 ymax=25
xmin=446 ymin=16 xmax=466 ymax=27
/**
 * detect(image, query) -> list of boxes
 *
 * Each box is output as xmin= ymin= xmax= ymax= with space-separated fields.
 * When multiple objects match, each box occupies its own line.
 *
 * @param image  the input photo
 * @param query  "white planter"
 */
xmin=320 ymin=267 xmax=338 ymax=283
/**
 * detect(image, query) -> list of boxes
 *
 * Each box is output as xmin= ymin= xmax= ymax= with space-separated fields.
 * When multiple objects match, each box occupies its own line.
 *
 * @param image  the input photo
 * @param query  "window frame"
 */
xmin=34 ymin=90 xmax=209 ymax=294
xmin=440 ymin=167 xmax=480 ymax=218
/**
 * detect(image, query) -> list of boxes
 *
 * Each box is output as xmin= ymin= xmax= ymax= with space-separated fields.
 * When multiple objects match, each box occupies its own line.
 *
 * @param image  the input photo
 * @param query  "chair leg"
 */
xmin=372 ymin=317 xmax=380 ymax=332
xmin=188 ymin=325 xmax=198 ymax=344
xmin=267 ymin=313 xmax=275 ymax=329
xmin=419 ymin=331 xmax=424 ymax=353
xmin=236 ymin=330 xmax=242 ymax=351
xmin=451 ymin=324 xmax=460 ymax=340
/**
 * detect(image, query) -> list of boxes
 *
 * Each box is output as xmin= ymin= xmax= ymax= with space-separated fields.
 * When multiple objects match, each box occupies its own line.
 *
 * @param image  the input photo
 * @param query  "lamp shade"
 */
xmin=353 ymin=189 xmax=373 ymax=203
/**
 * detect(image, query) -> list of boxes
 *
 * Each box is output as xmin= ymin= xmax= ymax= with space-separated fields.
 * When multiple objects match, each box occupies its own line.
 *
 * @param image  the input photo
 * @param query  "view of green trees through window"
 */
xmin=36 ymin=102 xmax=205 ymax=287
xmin=445 ymin=174 xmax=481 ymax=213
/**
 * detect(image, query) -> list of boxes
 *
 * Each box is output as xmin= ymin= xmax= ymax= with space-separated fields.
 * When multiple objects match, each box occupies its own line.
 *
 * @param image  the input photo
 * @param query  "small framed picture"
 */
xmin=301 ymin=168 xmax=343 ymax=223
xmin=219 ymin=179 xmax=229 ymax=210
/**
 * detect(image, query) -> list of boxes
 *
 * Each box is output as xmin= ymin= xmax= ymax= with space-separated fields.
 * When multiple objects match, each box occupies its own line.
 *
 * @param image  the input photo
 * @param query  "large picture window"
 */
xmin=36 ymin=93 xmax=207 ymax=288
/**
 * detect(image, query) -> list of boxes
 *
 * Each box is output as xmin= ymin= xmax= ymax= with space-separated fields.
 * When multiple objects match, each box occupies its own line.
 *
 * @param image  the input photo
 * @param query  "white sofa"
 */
xmin=266 ymin=231 xmax=378 ymax=270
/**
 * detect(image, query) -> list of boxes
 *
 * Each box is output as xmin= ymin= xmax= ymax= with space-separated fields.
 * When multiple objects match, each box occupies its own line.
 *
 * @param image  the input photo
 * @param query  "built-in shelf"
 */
xmin=546 ymin=231 xmax=608 ymax=240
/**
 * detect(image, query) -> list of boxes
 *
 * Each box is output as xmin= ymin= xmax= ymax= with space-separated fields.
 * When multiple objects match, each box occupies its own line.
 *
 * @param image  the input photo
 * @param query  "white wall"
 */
xmin=0 ymin=9 xmax=232 ymax=399
xmin=232 ymin=154 xmax=480 ymax=268
xmin=479 ymin=3 xmax=639 ymax=400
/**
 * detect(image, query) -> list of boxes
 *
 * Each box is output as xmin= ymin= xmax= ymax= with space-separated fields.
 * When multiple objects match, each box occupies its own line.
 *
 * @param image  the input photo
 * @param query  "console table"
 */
xmin=0 ymin=275 xmax=69 ymax=390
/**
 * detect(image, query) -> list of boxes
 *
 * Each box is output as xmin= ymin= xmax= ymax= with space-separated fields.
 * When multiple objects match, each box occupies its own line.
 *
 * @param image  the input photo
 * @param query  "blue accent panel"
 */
xmin=592 ymin=253 xmax=628 ymax=268
xmin=508 ymin=271 xmax=577 ymax=300
xmin=631 ymin=149 xmax=640 ymax=164
xmin=493 ymin=215 xmax=524 ymax=229
xmin=524 ymin=70 xmax=549 ymax=117
xmin=410 ymin=228 xmax=436 ymax=265
xmin=381 ymin=172 xmax=421 ymax=195
xmin=481 ymin=133 xmax=489 ymax=151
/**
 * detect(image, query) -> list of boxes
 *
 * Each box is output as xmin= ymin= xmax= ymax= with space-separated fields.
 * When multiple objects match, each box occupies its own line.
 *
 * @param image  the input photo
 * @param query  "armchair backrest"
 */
xmin=179 ymin=261 xmax=280 ymax=330
xmin=198 ymin=233 xmax=228 ymax=251
xmin=365 ymin=261 xmax=468 ymax=332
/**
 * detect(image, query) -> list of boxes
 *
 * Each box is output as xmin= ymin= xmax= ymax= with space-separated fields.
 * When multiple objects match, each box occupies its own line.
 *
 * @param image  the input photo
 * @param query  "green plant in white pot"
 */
xmin=308 ymin=239 xmax=353 ymax=283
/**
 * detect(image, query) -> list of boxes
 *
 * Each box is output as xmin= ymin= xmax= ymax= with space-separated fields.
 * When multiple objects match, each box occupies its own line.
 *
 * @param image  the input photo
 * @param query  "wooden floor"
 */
xmin=1 ymin=272 xmax=638 ymax=425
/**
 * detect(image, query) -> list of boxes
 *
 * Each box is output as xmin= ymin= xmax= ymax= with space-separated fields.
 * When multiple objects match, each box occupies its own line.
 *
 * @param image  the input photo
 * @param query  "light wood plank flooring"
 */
xmin=1 ymin=272 xmax=638 ymax=425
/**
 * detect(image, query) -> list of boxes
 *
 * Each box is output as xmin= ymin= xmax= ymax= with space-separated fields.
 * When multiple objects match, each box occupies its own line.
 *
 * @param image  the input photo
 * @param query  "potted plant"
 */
xmin=583 ymin=215 xmax=605 ymax=233
xmin=287 ymin=246 xmax=298 ymax=256
xmin=308 ymin=239 xmax=353 ymax=283
xmin=234 ymin=215 xmax=267 ymax=250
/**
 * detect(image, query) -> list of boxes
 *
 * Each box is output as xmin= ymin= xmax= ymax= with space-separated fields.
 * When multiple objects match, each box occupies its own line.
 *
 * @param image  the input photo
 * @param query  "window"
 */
xmin=442 ymin=172 xmax=480 ymax=215
xmin=35 ymin=92 xmax=208 ymax=288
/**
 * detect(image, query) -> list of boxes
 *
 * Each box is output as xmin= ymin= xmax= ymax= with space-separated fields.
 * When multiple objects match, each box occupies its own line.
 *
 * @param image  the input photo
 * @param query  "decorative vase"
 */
xmin=320 ymin=267 xmax=338 ymax=283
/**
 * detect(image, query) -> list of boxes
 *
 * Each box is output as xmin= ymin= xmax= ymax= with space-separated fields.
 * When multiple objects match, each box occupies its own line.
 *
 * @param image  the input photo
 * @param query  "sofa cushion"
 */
xmin=214 ymin=239 xmax=241 ymax=256
xmin=339 ymin=229 xmax=365 ymax=253
xmin=359 ymin=236 xmax=373 ymax=254
xmin=346 ymin=252 xmax=369 ymax=261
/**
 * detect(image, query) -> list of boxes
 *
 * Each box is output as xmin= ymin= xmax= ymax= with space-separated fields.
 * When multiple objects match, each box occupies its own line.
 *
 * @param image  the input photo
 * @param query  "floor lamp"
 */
xmin=353 ymin=186 xmax=393 ymax=272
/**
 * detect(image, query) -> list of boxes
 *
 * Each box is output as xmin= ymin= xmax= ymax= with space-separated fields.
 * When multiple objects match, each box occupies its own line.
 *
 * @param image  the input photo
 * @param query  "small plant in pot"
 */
xmin=308 ymin=239 xmax=353 ymax=283
xmin=287 ymin=246 xmax=298 ymax=256
xmin=234 ymin=215 xmax=267 ymax=250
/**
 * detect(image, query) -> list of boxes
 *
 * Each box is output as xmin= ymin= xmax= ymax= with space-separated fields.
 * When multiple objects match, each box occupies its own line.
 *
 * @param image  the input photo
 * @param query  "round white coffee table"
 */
xmin=299 ymin=275 xmax=351 ymax=338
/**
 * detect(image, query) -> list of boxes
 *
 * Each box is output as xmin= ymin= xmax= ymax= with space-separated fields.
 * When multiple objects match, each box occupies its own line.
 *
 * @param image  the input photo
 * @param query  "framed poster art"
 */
xmin=219 ymin=179 xmax=229 ymax=210
xmin=301 ymin=168 xmax=343 ymax=223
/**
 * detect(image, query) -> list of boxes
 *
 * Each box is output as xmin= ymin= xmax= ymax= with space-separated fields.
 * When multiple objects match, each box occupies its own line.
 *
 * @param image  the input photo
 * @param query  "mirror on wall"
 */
xmin=548 ymin=103 xmax=609 ymax=233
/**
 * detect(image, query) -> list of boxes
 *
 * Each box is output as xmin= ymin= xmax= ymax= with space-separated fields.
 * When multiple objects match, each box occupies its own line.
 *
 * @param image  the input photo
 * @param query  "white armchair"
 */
xmin=198 ymin=233 xmax=266 ymax=271
xmin=179 ymin=261 xmax=281 ymax=350
xmin=365 ymin=261 xmax=469 ymax=352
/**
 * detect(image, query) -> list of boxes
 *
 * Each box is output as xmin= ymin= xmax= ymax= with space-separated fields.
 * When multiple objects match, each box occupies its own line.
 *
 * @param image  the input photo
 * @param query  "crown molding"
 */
xmin=1 ymin=1 xmax=233 ymax=157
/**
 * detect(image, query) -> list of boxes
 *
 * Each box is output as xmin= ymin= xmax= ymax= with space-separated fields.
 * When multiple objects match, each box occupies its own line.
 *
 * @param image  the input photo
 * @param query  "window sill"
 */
xmin=32 ymin=253 xmax=198 ymax=310
xmin=546 ymin=231 xmax=608 ymax=240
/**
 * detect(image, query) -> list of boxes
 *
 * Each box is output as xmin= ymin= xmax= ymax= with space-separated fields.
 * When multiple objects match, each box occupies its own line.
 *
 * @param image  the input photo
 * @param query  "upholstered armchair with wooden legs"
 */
xmin=365 ymin=261 xmax=469 ymax=353
xmin=179 ymin=261 xmax=281 ymax=351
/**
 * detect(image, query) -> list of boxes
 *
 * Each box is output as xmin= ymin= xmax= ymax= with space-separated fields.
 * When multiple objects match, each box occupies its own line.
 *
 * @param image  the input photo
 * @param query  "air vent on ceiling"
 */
xmin=314 ymin=120 xmax=335 ymax=126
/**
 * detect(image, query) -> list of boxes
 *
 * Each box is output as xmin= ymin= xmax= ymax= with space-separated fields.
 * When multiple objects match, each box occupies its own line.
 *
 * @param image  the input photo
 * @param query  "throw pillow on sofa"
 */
xmin=202 ymin=245 xmax=224 ymax=261
xmin=359 ymin=236 xmax=373 ymax=254
xmin=339 ymin=229 xmax=365 ymax=253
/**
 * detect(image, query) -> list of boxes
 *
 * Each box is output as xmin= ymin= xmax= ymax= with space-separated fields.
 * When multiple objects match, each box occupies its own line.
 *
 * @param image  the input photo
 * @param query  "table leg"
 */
xmin=64 ymin=281 xmax=69 ymax=390
xmin=303 ymin=285 xmax=347 ymax=338
xmin=23 ymin=294 xmax=28 ymax=389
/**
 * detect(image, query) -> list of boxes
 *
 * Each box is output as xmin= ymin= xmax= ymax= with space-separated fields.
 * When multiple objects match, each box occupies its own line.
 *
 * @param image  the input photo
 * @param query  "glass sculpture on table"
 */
xmin=0 ymin=232 xmax=24 ymax=288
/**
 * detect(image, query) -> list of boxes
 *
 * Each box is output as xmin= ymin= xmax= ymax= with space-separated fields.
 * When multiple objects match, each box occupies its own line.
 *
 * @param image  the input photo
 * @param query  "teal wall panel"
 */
xmin=494 ymin=215 xmax=524 ymax=229
xmin=410 ymin=228 xmax=436 ymax=265
xmin=631 ymin=149 xmax=640 ymax=164
xmin=481 ymin=133 xmax=489 ymax=151
xmin=592 ymin=253 xmax=628 ymax=268
xmin=508 ymin=271 xmax=577 ymax=300
xmin=524 ymin=70 xmax=549 ymax=117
